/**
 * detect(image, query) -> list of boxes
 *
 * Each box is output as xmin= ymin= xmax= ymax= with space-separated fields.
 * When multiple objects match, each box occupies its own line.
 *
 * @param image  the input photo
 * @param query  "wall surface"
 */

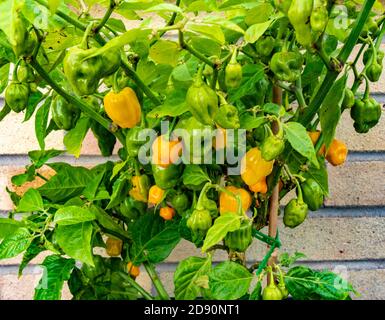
xmin=0 ymin=37 xmax=385 ymax=300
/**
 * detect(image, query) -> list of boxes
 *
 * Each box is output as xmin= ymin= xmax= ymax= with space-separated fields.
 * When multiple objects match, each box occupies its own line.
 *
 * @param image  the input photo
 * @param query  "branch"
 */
xmin=143 ymin=262 xmax=170 ymax=300
xmin=117 ymin=271 xmax=154 ymax=300
xmin=93 ymin=0 xmax=117 ymax=34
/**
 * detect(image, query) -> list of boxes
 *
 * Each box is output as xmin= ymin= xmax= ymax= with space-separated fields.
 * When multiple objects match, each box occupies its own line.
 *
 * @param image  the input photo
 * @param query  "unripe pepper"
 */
xmin=10 ymin=7 xmax=36 ymax=58
xmin=187 ymin=209 xmax=212 ymax=237
xmin=104 ymin=87 xmax=142 ymax=129
xmin=310 ymin=0 xmax=329 ymax=33
xmin=5 ymin=81 xmax=30 ymax=113
xmin=186 ymin=67 xmax=219 ymax=125
xmin=160 ymin=206 xmax=176 ymax=221
xmin=241 ymin=147 xmax=275 ymax=186
xmin=127 ymin=262 xmax=140 ymax=278
xmin=170 ymin=193 xmax=190 ymax=215
xmin=17 ymin=61 xmax=35 ymax=84
xmin=366 ymin=60 xmax=383 ymax=82
xmin=106 ymin=237 xmax=123 ymax=257
xmin=151 ymin=135 xmax=182 ymax=168
xmin=214 ymin=104 xmax=240 ymax=129
xmin=219 ymin=186 xmax=252 ymax=215
xmin=288 ymin=0 xmax=314 ymax=47
xmin=255 ymin=36 xmax=276 ymax=57
xmin=50 ymin=95 xmax=80 ymax=131
xmin=249 ymin=177 xmax=268 ymax=194
xmin=270 ymin=51 xmax=304 ymax=82
xmin=274 ymin=0 xmax=292 ymax=14
xmin=364 ymin=46 xmax=383 ymax=83
xmin=262 ymin=267 xmax=283 ymax=300
xmin=326 ymin=139 xmax=348 ymax=167
xmin=148 ymin=185 xmax=165 ymax=205
xmin=152 ymin=164 xmax=182 ymax=190
xmin=261 ymin=124 xmax=285 ymax=161
xmin=224 ymin=220 xmax=253 ymax=252
xmin=363 ymin=48 xmax=384 ymax=66
xmin=283 ymin=183 xmax=308 ymax=228
xmin=129 ymin=175 xmax=150 ymax=203
xmin=119 ymin=197 xmax=145 ymax=220
xmin=299 ymin=178 xmax=324 ymax=211
xmin=351 ymin=97 xmax=382 ymax=134
xmin=342 ymin=88 xmax=355 ymax=109
xmin=225 ymin=50 xmax=243 ymax=89
xmin=126 ymin=126 xmax=152 ymax=159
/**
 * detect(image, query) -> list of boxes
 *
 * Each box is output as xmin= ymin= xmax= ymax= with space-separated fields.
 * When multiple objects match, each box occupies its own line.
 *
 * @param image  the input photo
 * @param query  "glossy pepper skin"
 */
xmin=17 ymin=61 xmax=35 ymax=84
xmin=106 ymin=238 xmax=123 ymax=257
xmin=104 ymin=87 xmax=142 ymax=129
xmin=366 ymin=61 xmax=383 ymax=82
xmin=351 ymin=97 xmax=382 ymax=134
xmin=270 ymin=51 xmax=303 ymax=82
xmin=224 ymin=220 xmax=253 ymax=252
xmin=129 ymin=175 xmax=150 ymax=203
xmin=127 ymin=262 xmax=140 ymax=278
xmin=170 ymin=193 xmax=190 ymax=215
xmin=152 ymin=164 xmax=182 ymax=190
xmin=310 ymin=0 xmax=329 ymax=33
xmin=342 ymin=88 xmax=355 ymax=109
xmin=283 ymin=185 xmax=309 ymax=228
xmin=363 ymin=48 xmax=384 ymax=66
xmin=219 ymin=186 xmax=252 ymax=215
xmin=5 ymin=81 xmax=30 ymax=113
xmin=225 ymin=61 xmax=243 ymax=89
xmin=288 ymin=0 xmax=314 ymax=47
xmin=255 ymin=36 xmax=275 ymax=57
xmin=187 ymin=209 xmax=212 ymax=237
xmin=261 ymin=126 xmax=285 ymax=161
xmin=214 ymin=104 xmax=240 ymax=129
xmin=63 ymin=47 xmax=103 ymax=96
xmin=300 ymin=178 xmax=324 ymax=211
xmin=263 ymin=268 xmax=283 ymax=300
xmin=148 ymin=185 xmax=165 ymax=205
xmin=326 ymin=139 xmax=348 ymax=167
xmin=50 ymin=95 xmax=80 ymax=131
xmin=249 ymin=177 xmax=268 ymax=194
xmin=160 ymin=206 xmax=176 ymax=221
xmin=186 ymin=75 xmax=218 ymax=126
xmin=10 ymin=8 xmax=36 ymax=58
xmin=241 ymin=147 xmax=275 ymax=186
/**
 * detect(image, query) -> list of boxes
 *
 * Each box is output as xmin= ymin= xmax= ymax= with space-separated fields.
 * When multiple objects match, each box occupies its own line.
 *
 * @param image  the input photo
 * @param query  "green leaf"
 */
xmin=303 ymin=160 xmax=329 ymax=197
xmin=35 ymin=97 xmax=52 ymax=151
xmin=28 ymin=149 xmax=64 ymax=169
xmin=34 ymin=255 xmax=75 ymax=300
xmin=244 ymin=3 xmax=274 ymax=25
xmin=187 ymin=23 xmax=225 ymax=45
xmin=202 ymin=214 xmax=241 ymax=252
xmin=145 ymin=3 xmax=183 ymax=13
xmin=106 ymin=175 xmax=131 ymax=209
xmin=55 ymin=222 xmax=94 ymax=266
xmin=110 ymin=160 xmax=127 ymax=181
xmin=244 ymin=20 xmax=272 ymax=43
xmin=0 ymin=228 xmax=33 ymax=260
xmin=147 ymin=90 xmax=188 ymax=119
xmin=320 ymin=75 xmax=347 ymax=151
xmin=182 ymin=165 xmax=211 ymax=190
xmin=202 ymin=16 xmax=245 ymax=34
xmin=279 ymin=251 xmax=307 ymax=268
xmin=284 ymin=122 xmax=319 ymax=168
xmin=19 ymin=238 xmax=45 ymax=277
xmin=149 ymin=40 xmax=180 ymax=67
xmin=0 ymin=218 xmax=23 ymax=239
xmin=91 ymin=205 xmax=129 ymax=239
xmin=129 ymin=213 xmax=181 ymax=264
xmin=83 ymin=171 xmax=106 ymax=201
xmin=48 ymin=0 xmax=62 ymax=14
xmin=0 ymin=64 xmax=10 ymax=95
xmin=54 ymin=206 xmax=96 ymax=225
xmin=38 ymin=165 xmax=94 ymax=202
xmin=249 ymin=280 xmax=262 ymax=300
xmin=209 ymin=261 xmax=253 ymax=300
xmin=0 ymin=103 xmax=11 ymax=122
xmin=24 ymin=91 xmax=44 ymax=122
xmin=17 ymin=188 xmax=44 ymax=212
xmin=174 ymin=256 xmax=212 ymax=300
xmin=63 ymin=117 xmax=91 ymax=158
xmin=239 ymin=113 xmax=267 ymax=130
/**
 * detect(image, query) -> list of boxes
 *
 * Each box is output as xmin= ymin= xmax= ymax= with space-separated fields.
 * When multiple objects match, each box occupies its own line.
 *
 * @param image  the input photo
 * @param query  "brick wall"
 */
xmin=1 ymin=42 xmax=385 ymax=300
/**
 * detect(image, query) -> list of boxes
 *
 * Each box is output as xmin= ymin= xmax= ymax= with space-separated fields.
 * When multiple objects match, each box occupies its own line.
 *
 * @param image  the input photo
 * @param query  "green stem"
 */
xmin=117 ymin=271 xmax=154 ymax=300
xmin=179 ymin=31 xmax=216 ymax=68
xmin=143 ymin=262 xmax=170 ymax=300
xmin=294 ymin=78 xmax=307 ymax=112
xmin=93 ymin=0 xmax=116 ymax=34
xmin=29 ymin=58 xmax=126 ymax=145
xmin=300 ymin=0 xmax=375 ymax=127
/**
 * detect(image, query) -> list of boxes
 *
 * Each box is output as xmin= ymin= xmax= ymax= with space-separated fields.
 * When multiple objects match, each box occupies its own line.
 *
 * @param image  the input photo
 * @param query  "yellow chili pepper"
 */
xmin=129 ymin=175 xmax=150 ymax=203
xmin=148 ymin=185 xmax=165 ymax=205
xmin=106 ymin=237 xmax=123 ymax=257
xmin=249 ymin=177 xmax=268 ymax=194
xmin=160 ymin=206 xmax=176 ymax=221
xmin=219 ymin=186 xmax=252 ymax=215
xmin=241 ymin=147 xmax=274 ymax=186
xmin=127 ymin=262 xmax=140 ymax=278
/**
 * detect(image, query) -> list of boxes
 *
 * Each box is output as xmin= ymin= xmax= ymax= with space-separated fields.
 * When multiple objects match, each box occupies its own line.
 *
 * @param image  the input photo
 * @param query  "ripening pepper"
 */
xmin=262 ymin=267 xmax=283 ymax=300
xmin=241 ymin=147 xmax=275 ymax=186
xmin=260 ymin=125 xmax=285 ymax=161
xmin=351 ymin=97 xmax=382 ymax=134
xmin=186 ymin=73 xmax=219 ymax=126
xmin=50 ymin=95 xmax=80 ymax=131
xmin=249 ymin=177 xmax=268 ymax=194
xmin=160 ymin=206 xmax=176 ymax=221
xmin=214 ymin=104 xmax=240 ymax=129
xmin=148 ymin=185 xmax=165 ymax=205
xmin=170 ymin=193 xmax=190 ymax=215
xmin=129 ymin=175 xmax=150 ymax=203
xmin=255 ymin=36 xmax=276 ymax=57
xmin=63 ymin=47 xmax=104 ymax=96
xmin=152 ymin=164 xmax=182 ymax=190
xmin=274 ymin=0 xmax=292 ymax=14
xmin=326 ymin=139 xmax=348 ymax=167
xmin=224 ymin=220 xmax=253 ymax=252
xmin=106 ymin=238 xmax=123 ymax=257
xmin=270 ymin=51 xmax=304 ymax=82
xmin=151 ymin=135 xmax=182 ymax=168
xmin=310 ymin=0 xmax=329 ymax=33
xmin=288 ymin=0 xmax=314 ymax=47
xmin=299 ymin=178 xmax=324 ymax=211
xmin=187 ymin=208 xmax=212 ymax=237
xmin=5 ymin=81 xmax=30 ymax=113
xmin=283 ymin=185 xmax=308 ymax=228
xmin=127 ymin=262 xmax=140 ymax=278
xmin=104 ymin=87 xmax=142 ymax=129
xmin=225 ymin=50 xmax=243 ymax=89
xmin=342 ymin=88 xmax=355 ymax=109
xmin=219 ymin=186 xmax=252 ymax=215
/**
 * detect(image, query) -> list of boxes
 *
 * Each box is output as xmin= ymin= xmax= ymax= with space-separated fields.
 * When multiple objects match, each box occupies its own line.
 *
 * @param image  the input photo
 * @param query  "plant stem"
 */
xmin=143 ymin=262 xmax=170 ymax=300
xmin=29 ymin=58 xmax=126 ymax=145
xmin=179 ymin=31 xmax=216 ymax=68
xmin=117 ymin=271 xmax=154 ymax=300
xmin=94 ymin=0 xmax=116 ymax=34
xmin=300 ymin=0 xmax=375 ymax=127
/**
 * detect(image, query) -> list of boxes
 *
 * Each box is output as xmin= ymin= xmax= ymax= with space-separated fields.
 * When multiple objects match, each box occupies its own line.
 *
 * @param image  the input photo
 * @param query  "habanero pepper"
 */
xmin=273 ymin=0 xmax=292 ymax=14
xmin=241 ymin=147 xmax=275 ymax=186
xmin=148 ymin=185 xmax=165 ymax=206
xmin=249 ymin=177 xmax=268 ymax=194
xmin=187 ymin=208 xmax=212 ymax=237
xmin=283 ymin=183 xmax=308 ymax=228
xmin=225 ymin=50 xmax=243 ymax=89
xmin=106 ymin=237 xmax=123 ymax=257
xmin=170 ymin=193 xmax=190 ymax=215
xmin=126 ymin=126 xmax=152 ymax=159
xmin=50 ymin=95 xmax=80 ymax=131
xmin=260 ymin=124 xmax=285 ymax=161
xmin=270 ymin=51 xmax=304 ymax=82
xmin=129 ymin=175 xmax=150 ymax=203
xmin=351 ymin=97 xmax=382 ymax=134
xmin=186 ymin=66 xmax=219 ymax=126
xmin=255 ymin=36 xmax=276 ymax=57
xmin=342 ymin=88 xmax=355 ymax=110
xmin=262 ymin=267 xmax=283 ymax=300
xmin=151 ymin=135 xmax=182 ymax=168
xmin=104 ymin=87 xmax=142 ymax=129
xmin=5 ymin=81 xmax=29 ymax=113
xmin=299 ymin=178 xmax=324 ymax=211
xmin=214 ymin=104 xmax=240 ymax=129
xmin=224 ymin=220 xmax=253 ymax=252
xmin=127 ymin=262 xmax=140 ymax=278
xmin=326 ymin=139 xmax=348 ymax=167
xmin=160 ymin=206 xmax=176 ymax=221
xmin=310 ymin=0 xmax=329 ymax=33
xmin=152 ymin=164 xmax=183 ymax=190
xmin=119 ymin=197 xmax=145 ymax=221
xmin=200 ymin=192 xmax=219 ymax=218
xmin=288 ymin=0 xmax=314 ymax=47
xmin=10 ymin=7 xmax=36 ymax=58
xmin=219 ymin=186 xmax=252 ymax=215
